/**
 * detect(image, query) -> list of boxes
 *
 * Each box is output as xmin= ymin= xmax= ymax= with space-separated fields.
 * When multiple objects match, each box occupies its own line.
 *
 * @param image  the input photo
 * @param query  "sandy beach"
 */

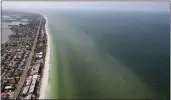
xmin=39 ymin=14 xmax=51 ymax=99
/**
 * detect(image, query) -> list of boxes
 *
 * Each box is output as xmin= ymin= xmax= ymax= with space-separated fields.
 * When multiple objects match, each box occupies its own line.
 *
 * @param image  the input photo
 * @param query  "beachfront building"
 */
xmin=22 ymin=86 xmax=29 ymax=96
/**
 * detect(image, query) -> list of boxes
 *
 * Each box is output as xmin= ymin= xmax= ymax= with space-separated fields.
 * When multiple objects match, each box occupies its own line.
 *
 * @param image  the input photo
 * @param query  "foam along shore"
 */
xmin=39 ymin=14 xmax=51 ymax=99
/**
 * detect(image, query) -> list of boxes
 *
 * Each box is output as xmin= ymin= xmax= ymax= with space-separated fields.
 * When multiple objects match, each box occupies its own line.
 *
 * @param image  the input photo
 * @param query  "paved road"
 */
xmin=12 ymin=20 xmax=42 ymax=99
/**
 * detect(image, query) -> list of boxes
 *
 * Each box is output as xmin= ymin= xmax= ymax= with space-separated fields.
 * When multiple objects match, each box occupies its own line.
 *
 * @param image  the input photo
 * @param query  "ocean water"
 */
xmin=44 ymin=10 xmax=170 ymax=99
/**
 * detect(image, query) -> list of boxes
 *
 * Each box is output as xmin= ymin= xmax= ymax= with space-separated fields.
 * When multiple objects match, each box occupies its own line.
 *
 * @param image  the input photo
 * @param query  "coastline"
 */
xmin=39 ymin=14 xmax=51 ymax=99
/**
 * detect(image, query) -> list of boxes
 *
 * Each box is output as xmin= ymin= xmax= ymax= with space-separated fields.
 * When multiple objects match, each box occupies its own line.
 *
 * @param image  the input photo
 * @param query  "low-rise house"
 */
xmin=1 ymin=92 xmax=9 ymax=97
xmin=8 ymin=79 xmax=16 ymax=84
xmin=1 ymin=92 xmax=9 ymax=100
xmin=5 ymin=86 xmax=14 ymax=90
xmin=36 ymin=52 xmax=43 ymax=55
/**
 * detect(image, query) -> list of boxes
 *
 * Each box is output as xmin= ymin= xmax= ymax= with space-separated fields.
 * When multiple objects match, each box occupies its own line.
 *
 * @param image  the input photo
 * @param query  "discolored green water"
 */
xmin=44 ymin=10 xmax=169 ymax=99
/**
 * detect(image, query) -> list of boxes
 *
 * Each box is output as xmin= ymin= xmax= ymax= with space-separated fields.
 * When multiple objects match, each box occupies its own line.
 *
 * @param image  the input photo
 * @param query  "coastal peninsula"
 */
xmin=1 ymin=11 xmax=49 ymax=99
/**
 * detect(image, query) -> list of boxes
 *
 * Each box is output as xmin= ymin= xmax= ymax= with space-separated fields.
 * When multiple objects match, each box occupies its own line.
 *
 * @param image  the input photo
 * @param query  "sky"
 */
xmin=2 ymin=1 xmax=170 ymax=12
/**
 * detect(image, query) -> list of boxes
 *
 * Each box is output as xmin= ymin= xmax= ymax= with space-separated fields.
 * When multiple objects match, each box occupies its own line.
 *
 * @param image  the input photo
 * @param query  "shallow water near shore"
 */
xmin=43 ymin=10 xmax=169 ymax=99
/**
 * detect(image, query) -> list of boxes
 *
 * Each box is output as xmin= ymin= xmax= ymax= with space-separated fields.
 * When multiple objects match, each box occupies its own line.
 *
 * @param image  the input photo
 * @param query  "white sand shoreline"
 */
xmin=39 ymin=14 xmax=51 ymax=99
